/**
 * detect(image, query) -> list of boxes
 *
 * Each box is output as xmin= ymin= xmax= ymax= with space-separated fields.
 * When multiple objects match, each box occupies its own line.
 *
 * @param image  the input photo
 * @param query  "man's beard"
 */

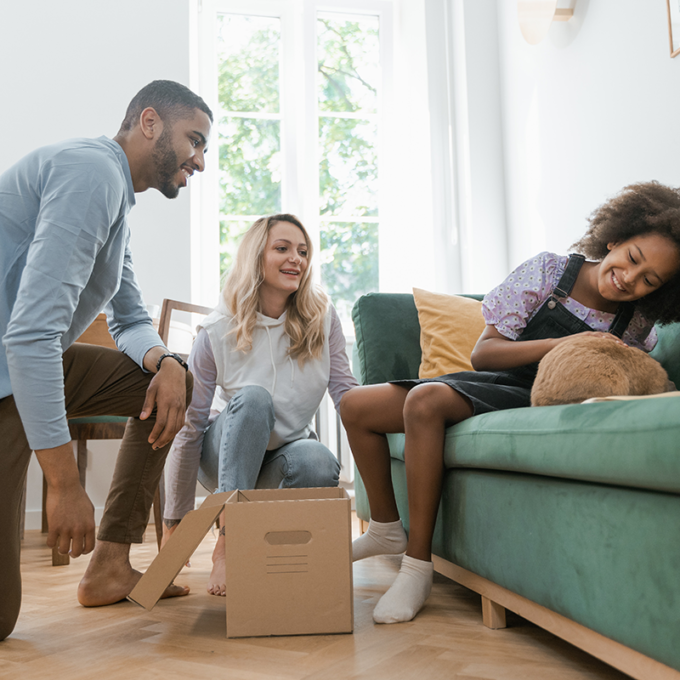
xmin=152 ymin=126 xmax=180 ymax=199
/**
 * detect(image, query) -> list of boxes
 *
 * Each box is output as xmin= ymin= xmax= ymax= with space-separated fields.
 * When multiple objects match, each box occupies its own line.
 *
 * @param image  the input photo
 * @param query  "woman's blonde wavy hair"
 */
xmin=222 ymin=214 xmax=329 ymax=363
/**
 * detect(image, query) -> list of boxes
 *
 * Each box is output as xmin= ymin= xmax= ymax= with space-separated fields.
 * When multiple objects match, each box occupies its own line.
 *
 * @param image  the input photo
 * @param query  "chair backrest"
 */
xmin=158 ymin=299 xmax=213 ymax=359
xmin=75 ymin=313 xmax=117 ymax=349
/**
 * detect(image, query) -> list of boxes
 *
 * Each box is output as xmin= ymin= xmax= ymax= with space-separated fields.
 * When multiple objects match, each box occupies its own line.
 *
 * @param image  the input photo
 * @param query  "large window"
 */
xmin=193 ymin=0 xmax=392 ymax=330
xmin=216 ymin=13 xmax=282 ymax=277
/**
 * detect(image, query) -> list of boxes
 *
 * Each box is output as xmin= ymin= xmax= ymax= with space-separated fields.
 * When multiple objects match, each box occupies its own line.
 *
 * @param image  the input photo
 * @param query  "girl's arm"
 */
xmin=471 ymin=325 xmax=626 ymax=371
xmin=470 ymin=324 xmax=564 ymax=371
xmin=162 ymin=328 xmax=217 ymax=536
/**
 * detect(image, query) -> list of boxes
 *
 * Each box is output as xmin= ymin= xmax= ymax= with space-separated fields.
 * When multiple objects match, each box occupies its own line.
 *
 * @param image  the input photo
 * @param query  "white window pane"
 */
xmin=219 ymin=117 xmax=281 ymax=216
xmin=217 ymin=13 xmax=280 ymax=114
xmin=219 ymin=219 xmax=252 ymax=281
xmin=320 ymin=220 xmax=379 ymax=327
xmin=319 ymin=117 xmax=378 ymax=217
xmin=317 ymin=12 xmax=380 ymax=114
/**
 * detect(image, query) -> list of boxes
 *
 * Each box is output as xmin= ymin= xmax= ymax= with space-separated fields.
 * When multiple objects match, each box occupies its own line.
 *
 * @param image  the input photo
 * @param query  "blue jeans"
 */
xmin=198 ymin=385 xmax=340 ymax=493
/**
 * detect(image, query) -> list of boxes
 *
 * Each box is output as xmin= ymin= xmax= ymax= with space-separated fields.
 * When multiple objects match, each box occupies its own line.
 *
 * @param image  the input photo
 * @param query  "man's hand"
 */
xmin=141 ymin=346 xmax=187 ymax=449
xmin=35 ymin=443 xmax=96 ymax=556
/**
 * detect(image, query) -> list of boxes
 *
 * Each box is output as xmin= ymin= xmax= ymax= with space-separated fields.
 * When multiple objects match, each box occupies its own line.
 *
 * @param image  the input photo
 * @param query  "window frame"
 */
xmin=190 ymin=0 xmax=393 ymax=308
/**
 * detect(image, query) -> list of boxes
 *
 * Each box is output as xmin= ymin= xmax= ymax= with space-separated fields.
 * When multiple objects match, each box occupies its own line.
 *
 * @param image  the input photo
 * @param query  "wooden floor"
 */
xmin=4 ymin=519 xmax=629 ymax=680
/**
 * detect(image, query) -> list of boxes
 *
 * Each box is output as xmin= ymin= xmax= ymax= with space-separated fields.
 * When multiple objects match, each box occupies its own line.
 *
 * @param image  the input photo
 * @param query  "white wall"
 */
xmin=417 ymin=0 xmax=510 ymax=295
xmin=496 ymin=0 xmax=680 ymax=270
xmin=448 ymin=0 xmax=509 ymax=294
xmin=0 ymin=0 xmax=195 ymax=528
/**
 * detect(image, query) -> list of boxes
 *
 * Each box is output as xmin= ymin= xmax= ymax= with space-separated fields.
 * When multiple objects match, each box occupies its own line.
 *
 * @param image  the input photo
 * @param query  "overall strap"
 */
xmin=547 ymin=254 xmax=585 ymax=309
xmin=608 ymin=302 xmax=635 ymax=338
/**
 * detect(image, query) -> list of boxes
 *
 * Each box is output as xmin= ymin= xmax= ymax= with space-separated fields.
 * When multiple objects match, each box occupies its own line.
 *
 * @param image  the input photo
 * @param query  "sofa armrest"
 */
xmin=650 ymin=321 xmax=680 ymax=387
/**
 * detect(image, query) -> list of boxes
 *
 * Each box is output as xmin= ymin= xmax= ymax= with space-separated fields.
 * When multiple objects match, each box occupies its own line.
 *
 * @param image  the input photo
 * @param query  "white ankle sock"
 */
xmin=373 ymin=555 xmax=434 ymax=624
xmin=352 ymin=519 xmax=408 ymax=562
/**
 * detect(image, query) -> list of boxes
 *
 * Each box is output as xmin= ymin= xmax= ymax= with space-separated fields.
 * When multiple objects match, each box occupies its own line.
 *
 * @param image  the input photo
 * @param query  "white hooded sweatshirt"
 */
xmin=200 ymin=303 xmax=332 ymax=450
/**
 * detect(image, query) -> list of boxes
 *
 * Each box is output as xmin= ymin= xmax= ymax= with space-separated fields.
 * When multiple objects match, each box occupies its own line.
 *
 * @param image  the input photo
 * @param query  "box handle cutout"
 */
xmin=265 ymin=531 xmax=312 ymax=545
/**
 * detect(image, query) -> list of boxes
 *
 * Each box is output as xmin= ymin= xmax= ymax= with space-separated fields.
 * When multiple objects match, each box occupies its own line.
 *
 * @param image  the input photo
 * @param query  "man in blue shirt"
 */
xmin=0 ymin=80 xmax=213 ymax=639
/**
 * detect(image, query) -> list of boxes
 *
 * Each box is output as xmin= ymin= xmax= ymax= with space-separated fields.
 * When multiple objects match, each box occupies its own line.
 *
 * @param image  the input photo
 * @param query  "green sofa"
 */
xmin=351 ymin=292 xmax=680 ymax=680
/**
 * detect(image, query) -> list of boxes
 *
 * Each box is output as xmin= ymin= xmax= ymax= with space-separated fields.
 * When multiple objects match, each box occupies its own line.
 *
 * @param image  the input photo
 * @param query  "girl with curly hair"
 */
xmin=342 ymin=181 xmax=680 ymax=625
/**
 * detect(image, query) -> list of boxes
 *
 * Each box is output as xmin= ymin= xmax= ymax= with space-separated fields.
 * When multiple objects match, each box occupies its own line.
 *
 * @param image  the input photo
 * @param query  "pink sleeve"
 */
xmin=623 ymin=311 xmax=658 ymax=353
xmin=327 ymin=305 xmax=359 ymax=411
xmin=481 ymin=252 xmax=563 ymax=340
xmin=163 ymin=328 xmax=218 ymax=520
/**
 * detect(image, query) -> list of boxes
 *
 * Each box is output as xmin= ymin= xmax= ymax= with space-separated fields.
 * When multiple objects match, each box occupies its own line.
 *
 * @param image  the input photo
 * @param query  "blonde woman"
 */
xmin=162 ymin=214 xmax=358 ymax=595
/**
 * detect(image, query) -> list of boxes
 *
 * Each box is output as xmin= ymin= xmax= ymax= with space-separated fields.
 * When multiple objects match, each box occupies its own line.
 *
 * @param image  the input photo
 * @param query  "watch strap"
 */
xmin=156 ymin=352 xmax=188 ymax=372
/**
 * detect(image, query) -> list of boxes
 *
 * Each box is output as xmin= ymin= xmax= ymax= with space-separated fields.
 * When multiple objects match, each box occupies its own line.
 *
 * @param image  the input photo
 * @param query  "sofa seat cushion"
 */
xmin=386 ymin=394 xmax=680 ymax=493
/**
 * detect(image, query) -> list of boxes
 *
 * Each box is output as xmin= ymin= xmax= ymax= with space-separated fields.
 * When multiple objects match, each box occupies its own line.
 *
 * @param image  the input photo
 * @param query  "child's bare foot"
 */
xmin=77 ymin=540 xmax=189 ymax=606
xmin=207 ymin=530 xmax=226 ymax=597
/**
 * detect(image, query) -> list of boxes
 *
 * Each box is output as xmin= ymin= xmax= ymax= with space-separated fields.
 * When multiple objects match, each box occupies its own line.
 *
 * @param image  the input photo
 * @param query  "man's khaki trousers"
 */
xmin=0 ymin=343 xmax=193 ymax=641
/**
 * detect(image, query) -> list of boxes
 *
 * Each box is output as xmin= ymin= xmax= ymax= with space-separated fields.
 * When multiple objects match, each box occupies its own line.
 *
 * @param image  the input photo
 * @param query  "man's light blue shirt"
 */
xmin=1 ymin=136 xmax=165 ymax=450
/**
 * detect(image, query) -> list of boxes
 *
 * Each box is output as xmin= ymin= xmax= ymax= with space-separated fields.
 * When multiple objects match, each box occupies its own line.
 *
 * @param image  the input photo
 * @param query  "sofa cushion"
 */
xmin=413 ymin=288 xmax=486 ymax=377
xmin=386 ymin=394 xmax=680 ymax=493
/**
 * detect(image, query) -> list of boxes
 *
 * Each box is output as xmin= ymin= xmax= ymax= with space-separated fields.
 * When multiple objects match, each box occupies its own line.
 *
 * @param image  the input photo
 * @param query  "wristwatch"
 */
xmin=156 ymin=352 xmax=189 ymax=372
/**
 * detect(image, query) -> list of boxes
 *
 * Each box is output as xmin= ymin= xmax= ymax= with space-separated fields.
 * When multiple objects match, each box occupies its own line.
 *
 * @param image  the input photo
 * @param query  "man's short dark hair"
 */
xmin=118 ymin=80 xmax=213 ymax=133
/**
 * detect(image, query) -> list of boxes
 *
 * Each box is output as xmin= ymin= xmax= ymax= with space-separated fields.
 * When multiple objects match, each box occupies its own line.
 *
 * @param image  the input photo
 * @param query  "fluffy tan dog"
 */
xmin=531 ymin=334 xmax=670 ymax=406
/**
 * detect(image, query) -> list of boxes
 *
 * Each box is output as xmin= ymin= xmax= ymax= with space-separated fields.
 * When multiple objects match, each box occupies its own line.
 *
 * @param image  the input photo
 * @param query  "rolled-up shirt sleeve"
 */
xmin=3 ymin=154 xmax=126 ymax=450
xmin=105 ymin=235 xmax=165 ymax=368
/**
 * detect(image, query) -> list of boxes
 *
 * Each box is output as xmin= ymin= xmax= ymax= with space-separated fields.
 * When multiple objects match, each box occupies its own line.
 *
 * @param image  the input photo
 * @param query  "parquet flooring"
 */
xmin=3 ymin=518 xmax=628 ymax=680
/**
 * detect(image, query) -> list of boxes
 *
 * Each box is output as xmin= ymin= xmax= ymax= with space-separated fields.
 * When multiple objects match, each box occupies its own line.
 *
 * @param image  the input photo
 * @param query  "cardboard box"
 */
xmin=129 ymin=487 xmax=354 ymax=638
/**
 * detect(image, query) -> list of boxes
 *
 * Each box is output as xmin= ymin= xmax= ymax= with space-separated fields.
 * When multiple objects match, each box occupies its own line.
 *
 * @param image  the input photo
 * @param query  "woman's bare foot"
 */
xmin=77 ymin=540 xmax=190 ymax=607
xmin=207 ymin=529 xmax=226 ymax=597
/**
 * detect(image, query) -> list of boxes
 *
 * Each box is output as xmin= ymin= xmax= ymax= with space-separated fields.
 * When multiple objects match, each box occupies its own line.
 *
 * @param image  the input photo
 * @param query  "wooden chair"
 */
xmin=150 ymin=299 xmax=213 ymax=548
xmin=21 ymin=315 xmax=129 ymax=565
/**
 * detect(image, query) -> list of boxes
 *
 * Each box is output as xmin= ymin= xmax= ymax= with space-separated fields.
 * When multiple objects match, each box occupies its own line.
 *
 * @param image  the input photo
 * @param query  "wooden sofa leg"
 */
xmin=482 ymin=595 xmax=507 ymax=629
xmin=360 ymin=519 xmax=369 ymax=535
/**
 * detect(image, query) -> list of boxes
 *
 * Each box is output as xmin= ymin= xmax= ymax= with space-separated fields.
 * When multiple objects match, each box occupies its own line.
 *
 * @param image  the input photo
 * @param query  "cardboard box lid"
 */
xmin=128 ymin=491 xmax=236 ymax=610
xmin=228 ymin=487 xmax=349 ymax=503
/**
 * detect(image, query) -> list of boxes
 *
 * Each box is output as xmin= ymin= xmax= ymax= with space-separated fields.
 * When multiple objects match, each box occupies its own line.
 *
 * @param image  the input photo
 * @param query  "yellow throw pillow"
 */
xmin=413 ymin=288 xmax=487 ymax=378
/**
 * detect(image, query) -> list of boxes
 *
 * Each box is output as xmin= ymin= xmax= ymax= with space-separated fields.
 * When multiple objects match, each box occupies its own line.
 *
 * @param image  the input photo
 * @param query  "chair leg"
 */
xmin=20 ymin=475 xmax=27 ymax=541
xmin=77 ymin=439 xmax=87 ymax=488
xmin=41 ymin=474 xmax=48 ymax=535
